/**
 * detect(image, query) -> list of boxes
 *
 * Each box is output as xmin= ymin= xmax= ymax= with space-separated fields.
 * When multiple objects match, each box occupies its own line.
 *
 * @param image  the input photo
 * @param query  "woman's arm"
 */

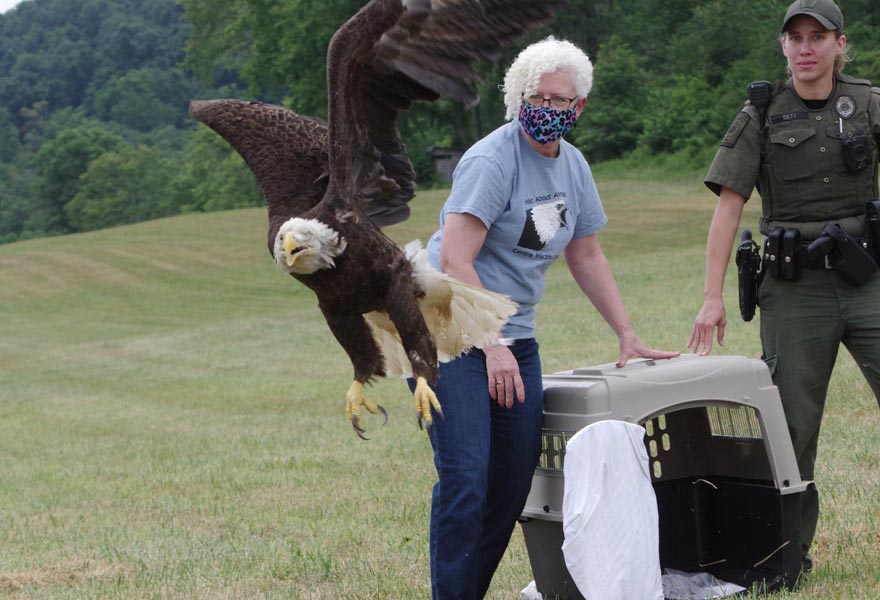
xmin=564 ymin=233 xmax=680 ymax=367
xmin=687 ymin=187 xmax=747 ymax=354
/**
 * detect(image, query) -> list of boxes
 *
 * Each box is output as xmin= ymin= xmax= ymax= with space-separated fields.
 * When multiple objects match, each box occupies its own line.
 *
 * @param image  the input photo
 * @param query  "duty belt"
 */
xmin=763 ymin=233 xmax=869 ymax=270
xmin=759 ymin=214 xmax=865 ymax=240
xmin=764 ymin=223 xmax=877 ymax=286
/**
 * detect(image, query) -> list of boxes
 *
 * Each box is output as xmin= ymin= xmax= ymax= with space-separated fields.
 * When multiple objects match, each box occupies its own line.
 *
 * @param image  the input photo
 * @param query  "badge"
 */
xmin=835 ymin=95 xmax=856 ymax=119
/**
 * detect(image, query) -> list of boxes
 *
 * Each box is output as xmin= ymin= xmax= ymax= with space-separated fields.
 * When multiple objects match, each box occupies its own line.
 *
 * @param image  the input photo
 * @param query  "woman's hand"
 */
xmin=616 ymin=330 xmax=681 ymax=368
xmin=485 ymin=344 xmax=525 ymax=408
xmin=687 ymin=296 xmax=726 ymax=355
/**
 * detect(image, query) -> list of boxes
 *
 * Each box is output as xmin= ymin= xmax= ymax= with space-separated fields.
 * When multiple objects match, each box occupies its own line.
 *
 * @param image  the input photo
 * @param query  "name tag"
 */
xmin=770 ymin=112 xmax=809 ymax=123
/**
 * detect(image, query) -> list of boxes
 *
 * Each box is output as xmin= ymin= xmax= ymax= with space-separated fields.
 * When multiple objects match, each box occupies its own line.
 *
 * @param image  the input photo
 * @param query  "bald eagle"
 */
xmin=189 ymin=0 xmax=562 ymax=438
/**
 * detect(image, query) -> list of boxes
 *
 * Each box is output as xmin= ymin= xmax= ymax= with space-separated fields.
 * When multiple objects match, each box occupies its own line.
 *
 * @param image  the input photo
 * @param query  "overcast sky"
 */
xmin=0 ymin=0 xmax=24 ymax=14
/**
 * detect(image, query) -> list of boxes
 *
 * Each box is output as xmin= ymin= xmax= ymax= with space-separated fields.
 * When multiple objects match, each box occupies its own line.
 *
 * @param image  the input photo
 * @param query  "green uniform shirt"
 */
xmin=706 ymin=74 xmax=880 ymax=237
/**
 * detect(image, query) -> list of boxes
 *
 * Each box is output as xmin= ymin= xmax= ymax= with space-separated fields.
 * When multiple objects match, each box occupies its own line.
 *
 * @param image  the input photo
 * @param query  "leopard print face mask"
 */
xmin=518 ymin=101 xmax=578 ymax=145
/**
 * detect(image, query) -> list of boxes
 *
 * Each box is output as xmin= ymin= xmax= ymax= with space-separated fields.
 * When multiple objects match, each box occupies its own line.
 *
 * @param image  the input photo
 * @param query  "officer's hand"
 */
xmin=688 ymin=297 xmax=726 ymax=355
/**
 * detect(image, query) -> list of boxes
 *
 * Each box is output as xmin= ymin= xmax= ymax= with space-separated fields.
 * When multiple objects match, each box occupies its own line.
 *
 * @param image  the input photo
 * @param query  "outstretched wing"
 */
xmin=189 ymin=99 xmax=329 ymax=223
xmin=326 ymin=0 xmax=565 ymax=226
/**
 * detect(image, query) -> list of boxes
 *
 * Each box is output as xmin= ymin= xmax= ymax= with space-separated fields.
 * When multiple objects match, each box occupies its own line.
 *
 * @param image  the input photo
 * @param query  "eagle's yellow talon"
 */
xmin=345 ymin=380 xmax=386 ymax=440
xmin=413 ymin=377 xmax=442 ymax=428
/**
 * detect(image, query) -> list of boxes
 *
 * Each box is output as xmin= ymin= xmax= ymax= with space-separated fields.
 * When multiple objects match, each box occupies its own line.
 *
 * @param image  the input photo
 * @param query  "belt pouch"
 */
xmin=765 ymin=227 xmax=783 ymax=279
xmin=780 ymin=228 xmax=801 ymax=281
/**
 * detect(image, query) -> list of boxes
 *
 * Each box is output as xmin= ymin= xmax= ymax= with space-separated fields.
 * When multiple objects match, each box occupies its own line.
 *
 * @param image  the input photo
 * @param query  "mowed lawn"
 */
xmin=1 ymin=170 xmax=878 ymax=599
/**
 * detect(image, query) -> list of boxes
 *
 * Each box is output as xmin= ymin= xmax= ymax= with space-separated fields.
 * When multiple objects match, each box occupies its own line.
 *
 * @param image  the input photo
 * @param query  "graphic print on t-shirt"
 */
xmin=517 ymin=200 xmax=569 ymax=251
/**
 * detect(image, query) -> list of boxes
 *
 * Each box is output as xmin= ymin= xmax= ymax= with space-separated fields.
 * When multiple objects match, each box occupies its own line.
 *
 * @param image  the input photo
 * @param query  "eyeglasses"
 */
xmin=524 ymin=94 xmax=578 ymax=110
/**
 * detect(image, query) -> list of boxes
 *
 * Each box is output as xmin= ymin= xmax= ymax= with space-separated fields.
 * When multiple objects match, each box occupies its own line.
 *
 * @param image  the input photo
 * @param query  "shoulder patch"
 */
xmin=721 ymin=111 xmax=751 ymax=149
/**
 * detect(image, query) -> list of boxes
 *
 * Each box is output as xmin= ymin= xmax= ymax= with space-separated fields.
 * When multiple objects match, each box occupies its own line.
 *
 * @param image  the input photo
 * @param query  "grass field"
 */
xmin=1 ymin=170 xmax=878 ymax=599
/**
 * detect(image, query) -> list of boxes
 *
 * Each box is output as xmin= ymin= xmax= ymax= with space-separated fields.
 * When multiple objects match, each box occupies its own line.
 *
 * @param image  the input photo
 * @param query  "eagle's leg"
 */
xmin=320 ymin=309 xmax=388 ymax=439
xmin=413 ymin=376 xmax=443 ymax=430
xmin=383 ymin=275 xmax=443 ymax=429
xmin=345 ymin=380 xmax=388 ymax=440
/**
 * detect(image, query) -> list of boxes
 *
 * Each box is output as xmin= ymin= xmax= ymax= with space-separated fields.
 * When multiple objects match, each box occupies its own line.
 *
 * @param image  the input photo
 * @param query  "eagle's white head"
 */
xmin=274 ymin=218 xmax=348 ymax=275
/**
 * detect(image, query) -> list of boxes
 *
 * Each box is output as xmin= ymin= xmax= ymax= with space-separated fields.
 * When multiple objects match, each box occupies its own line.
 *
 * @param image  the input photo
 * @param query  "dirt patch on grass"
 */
xmin=0 ymin=559 xmax=130 ymax=592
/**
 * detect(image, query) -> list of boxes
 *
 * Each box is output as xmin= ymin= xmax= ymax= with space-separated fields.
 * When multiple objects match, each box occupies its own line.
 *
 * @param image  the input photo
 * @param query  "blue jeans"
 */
xmin=414 ymin=338 xmax=544 ymax=600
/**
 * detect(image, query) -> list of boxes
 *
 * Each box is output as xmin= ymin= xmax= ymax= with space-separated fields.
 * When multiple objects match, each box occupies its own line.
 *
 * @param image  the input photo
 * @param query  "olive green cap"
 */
xmin=781 ymin=0 xmax=844 ymax=32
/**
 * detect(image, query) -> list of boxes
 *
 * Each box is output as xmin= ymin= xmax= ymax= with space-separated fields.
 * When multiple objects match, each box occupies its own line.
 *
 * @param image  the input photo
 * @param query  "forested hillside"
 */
xmin=1 ymin=0 xmax=879 ymax=244
xmin=0 ymin=0 xmax=260 ymax=243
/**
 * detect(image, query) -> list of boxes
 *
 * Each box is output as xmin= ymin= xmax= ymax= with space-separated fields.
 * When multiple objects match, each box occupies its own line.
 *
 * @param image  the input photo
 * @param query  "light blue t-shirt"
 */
xmin=427 ymin=120 xmax=607 ymax=338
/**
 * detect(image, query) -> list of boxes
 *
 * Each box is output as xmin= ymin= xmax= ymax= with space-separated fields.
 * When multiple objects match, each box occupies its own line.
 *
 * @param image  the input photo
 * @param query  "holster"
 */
xmin=812 ymin=223 xmax=877 ymax=286
xmin=736 ymin=229 xmax=762 ymax=322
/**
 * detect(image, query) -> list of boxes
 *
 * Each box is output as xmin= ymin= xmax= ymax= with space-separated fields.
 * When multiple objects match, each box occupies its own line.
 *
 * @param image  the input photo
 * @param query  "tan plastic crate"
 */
xmin=521 ymin=354 xmax=811 ymax=598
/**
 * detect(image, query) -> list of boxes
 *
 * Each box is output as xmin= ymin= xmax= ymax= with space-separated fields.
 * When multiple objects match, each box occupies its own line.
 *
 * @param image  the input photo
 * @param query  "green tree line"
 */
xmin=1 ymin=0 xmax=879 ymax=244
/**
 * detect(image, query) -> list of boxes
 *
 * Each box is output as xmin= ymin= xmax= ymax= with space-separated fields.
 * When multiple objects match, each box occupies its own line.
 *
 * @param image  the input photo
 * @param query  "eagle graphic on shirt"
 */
xmin=517 ymin=201 xmax=568 ymax=251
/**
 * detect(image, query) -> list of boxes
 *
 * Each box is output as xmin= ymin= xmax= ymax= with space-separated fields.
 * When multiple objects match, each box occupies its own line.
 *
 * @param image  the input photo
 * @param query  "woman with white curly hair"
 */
xmin=420 ymin=36 xmax=678 ymax=599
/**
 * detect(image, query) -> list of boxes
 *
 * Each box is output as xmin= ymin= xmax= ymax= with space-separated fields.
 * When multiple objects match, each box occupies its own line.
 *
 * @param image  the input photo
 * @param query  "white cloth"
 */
xmin=562 ymin=420 xmax=664 ymax=600
xmin=661 ymin=569 xmax=747 ymax=599
xmin=519 ymin=580 xmax=542 ymax=600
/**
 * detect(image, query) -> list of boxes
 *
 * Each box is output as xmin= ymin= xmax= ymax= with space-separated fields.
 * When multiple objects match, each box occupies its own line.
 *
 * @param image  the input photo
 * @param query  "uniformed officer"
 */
xmin=687 ymin=0 xmax=880 ymax=576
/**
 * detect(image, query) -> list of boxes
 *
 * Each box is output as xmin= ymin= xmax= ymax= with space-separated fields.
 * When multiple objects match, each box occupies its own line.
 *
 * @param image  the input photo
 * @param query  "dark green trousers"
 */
xmin=759 ymin=268 xmax=880 ymax=555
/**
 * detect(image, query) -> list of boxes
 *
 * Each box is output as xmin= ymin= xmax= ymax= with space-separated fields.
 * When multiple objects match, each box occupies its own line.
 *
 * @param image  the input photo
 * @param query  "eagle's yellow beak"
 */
xmin=283 ymin=232 xmax=300 ymax=267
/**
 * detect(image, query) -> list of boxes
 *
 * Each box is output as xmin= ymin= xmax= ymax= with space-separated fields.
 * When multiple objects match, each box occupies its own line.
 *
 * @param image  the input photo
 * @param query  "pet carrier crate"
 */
xmin=520 ymin=354 xmax=812 ymax=599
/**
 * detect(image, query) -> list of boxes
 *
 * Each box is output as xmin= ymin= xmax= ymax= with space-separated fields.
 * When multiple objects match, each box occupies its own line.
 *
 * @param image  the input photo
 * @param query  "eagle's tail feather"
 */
xmin=365 ymin=241 xmax=517 ymax=379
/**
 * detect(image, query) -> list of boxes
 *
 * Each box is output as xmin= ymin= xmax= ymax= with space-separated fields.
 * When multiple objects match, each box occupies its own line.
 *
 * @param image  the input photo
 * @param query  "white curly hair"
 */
xmin=501 ymin=36 xmax=594 ymax=121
